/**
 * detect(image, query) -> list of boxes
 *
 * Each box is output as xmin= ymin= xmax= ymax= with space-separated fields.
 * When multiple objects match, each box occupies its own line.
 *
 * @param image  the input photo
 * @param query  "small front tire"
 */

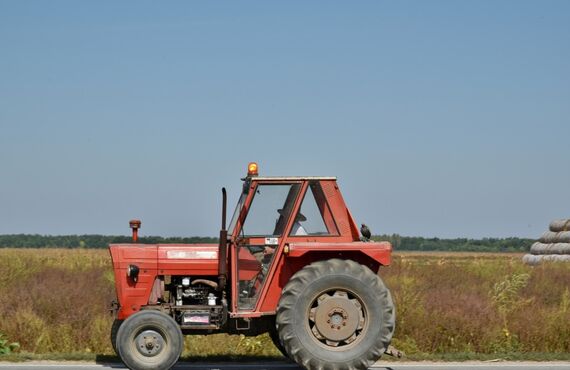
xmin=110 ymin=319 xmax=123 ymax=355
xmin=116 ymin=310 xmax=183 ymax=370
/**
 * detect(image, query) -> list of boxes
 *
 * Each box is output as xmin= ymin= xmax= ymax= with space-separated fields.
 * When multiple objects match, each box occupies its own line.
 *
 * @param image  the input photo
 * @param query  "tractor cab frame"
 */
xmin=227 ymin=175 xmax=391 ymax=317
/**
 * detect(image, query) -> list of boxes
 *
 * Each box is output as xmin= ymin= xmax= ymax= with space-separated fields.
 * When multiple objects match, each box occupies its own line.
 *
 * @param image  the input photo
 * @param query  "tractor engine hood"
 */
xmin=109 ymin=243 xmax=220 ymax=277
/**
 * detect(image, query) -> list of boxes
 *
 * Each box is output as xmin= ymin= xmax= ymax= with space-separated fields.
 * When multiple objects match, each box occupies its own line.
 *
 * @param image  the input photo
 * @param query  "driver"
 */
xmin=290 ymin=212 xmax=308 ymax=236
xmin=277 ymin=209 xmax=308 ymax=236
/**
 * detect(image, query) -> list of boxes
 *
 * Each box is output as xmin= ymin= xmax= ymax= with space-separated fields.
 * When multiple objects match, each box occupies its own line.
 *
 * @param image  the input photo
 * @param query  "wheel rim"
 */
xmin=308 ymin=289 xmax=367 ymax=349
xmin=134 ymin=329 xmax=166 ymax=357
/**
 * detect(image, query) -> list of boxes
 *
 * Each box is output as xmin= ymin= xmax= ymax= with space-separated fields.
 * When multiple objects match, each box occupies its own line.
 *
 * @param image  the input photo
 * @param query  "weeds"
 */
xmin=382 ymin=252 xmax=570 ymax=355
xmin=491 ymin=273 xmax=532 ymax=316
xmin=489 ymin=273 xmax=533 ymax=352
xmin=1 ymin=249 xmax=570 ymax=357
xmin=0 ymin=333 xmax=19 ymax=355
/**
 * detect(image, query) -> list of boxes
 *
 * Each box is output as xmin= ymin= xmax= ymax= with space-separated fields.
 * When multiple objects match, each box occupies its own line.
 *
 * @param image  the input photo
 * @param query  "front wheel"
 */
xmin=276 ymin=259 xmax=395 ymax=370
xmin=116 ymin=310 xmax=183 ymax=370
xmin=110 ymin=319 xmax=123 ymax=355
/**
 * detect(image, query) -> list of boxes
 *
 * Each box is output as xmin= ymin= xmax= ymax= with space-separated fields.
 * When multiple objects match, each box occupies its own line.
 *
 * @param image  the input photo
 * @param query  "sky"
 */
xmin=0 ymin=1 xmax=569 ymax=239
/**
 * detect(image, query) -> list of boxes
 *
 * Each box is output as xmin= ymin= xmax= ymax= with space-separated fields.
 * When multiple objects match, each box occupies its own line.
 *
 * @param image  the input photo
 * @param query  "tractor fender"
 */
xmin=286 ymin=241 xmax=392 ymax=267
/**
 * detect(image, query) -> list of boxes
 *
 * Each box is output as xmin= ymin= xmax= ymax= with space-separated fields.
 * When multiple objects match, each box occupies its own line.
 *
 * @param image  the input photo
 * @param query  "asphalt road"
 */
xmin=0 ymin=362 xmax=569 ymax=370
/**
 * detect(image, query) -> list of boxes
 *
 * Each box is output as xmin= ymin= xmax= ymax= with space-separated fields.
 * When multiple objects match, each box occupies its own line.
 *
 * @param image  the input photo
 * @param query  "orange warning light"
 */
xmin=247 ymin=162 xmax=259 ymax=176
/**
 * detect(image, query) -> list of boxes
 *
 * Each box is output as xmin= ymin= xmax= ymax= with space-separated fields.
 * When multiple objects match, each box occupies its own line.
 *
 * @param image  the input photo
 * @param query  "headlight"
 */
xmin=127 ymin=264 xmax=140 ymax=282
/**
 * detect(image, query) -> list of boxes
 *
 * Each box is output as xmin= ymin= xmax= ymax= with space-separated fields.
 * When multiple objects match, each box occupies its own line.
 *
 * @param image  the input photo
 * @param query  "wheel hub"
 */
xmin=314 ymin=296 xmax=360 ymax=342
xmin=135 ymin=329 xmax=165 ymax=357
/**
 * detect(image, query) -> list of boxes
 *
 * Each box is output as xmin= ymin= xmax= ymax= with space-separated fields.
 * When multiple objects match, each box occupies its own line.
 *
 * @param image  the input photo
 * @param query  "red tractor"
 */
xmin=110 ymin=163 xmax=396 ymax=370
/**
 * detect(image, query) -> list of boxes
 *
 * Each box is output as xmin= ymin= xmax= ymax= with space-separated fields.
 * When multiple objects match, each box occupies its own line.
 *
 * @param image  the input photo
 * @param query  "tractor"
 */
xmin=109 ymin=163 xmax=396 ymax=370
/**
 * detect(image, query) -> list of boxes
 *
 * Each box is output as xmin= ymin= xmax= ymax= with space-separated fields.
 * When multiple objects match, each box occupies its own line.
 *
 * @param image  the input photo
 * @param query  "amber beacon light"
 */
xmin=247 ymin=162 xmax=259 ymax=176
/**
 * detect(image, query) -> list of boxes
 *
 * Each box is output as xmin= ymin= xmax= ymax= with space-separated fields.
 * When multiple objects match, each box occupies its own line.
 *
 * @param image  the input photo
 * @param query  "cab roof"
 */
xmin=250 ymin=176 xmax=337 ymax=181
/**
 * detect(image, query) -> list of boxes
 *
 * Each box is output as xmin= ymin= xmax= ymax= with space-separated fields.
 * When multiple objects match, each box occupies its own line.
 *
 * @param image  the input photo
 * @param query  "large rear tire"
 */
xmin=116 ymin=310 xmax=183 ymax=370
xmin=269 ymin=322 xmax=288 ymax=358
xmin=276 ymin=259 xmax=395 ymax=370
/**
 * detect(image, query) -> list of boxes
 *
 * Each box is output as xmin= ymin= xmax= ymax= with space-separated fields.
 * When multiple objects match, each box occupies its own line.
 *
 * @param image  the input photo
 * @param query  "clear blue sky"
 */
xmin=1 ymin=1 xmax=569 ymax=238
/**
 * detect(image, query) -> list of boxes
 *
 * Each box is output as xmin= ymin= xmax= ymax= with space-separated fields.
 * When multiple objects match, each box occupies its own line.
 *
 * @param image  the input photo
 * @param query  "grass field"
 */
xmin=0 ymin=248 xmax=569 ymax=359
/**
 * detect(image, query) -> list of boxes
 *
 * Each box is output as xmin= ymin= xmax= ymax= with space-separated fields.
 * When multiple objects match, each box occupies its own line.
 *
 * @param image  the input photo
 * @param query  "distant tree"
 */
xmin=0 ymin=234 xmax=532 ymax=252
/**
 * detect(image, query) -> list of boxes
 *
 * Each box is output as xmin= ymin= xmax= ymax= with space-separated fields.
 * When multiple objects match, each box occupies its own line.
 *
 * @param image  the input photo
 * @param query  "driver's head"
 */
xmin=277 ymin=209 xmax=306 ymax=222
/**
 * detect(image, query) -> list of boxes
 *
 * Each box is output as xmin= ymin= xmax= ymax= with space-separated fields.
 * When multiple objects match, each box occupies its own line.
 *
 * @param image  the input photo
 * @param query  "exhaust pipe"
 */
xmin=129 ymin=220 xmax=141 ymax=243
xmin=218 ymin=188 xmax=228 ymax=290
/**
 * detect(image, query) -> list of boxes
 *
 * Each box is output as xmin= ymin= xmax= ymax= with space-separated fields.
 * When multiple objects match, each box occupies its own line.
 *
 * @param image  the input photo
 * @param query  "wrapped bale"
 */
xmin=530 ymin=242 xmax=549 ymax=254
xmin=523 ymin=219 xmax=570 ymax=264
xmin=530 ymin=242 xmax=570 ymax=255
xmin=540 ymin=231 xmax=570 ymax=243
xmin=549 ymin=219 xmax=570 ymax=232
xmin=523 ymin=254 xmax=570 ymax=265
xmin=523 ymin=254 xmax=541 ymax=265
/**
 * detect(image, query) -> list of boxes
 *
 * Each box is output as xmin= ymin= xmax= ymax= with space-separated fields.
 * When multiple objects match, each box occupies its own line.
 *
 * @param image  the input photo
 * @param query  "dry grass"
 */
xmin=0 ymin=249 xmax=569 ymax=357
xmin=382 ymin=252 xmax=570 ymax=355
xmin=0 ymin=249 xmax=114 ymax=354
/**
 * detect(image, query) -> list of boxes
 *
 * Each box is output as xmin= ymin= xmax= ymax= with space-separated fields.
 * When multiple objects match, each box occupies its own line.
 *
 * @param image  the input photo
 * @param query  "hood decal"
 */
xmin=166 ymin=250 xmax=218 ymax=259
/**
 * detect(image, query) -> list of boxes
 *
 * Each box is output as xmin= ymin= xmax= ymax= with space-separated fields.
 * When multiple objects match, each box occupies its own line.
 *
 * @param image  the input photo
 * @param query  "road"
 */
xmin=0 ymin=362 xmax=569 ymax=370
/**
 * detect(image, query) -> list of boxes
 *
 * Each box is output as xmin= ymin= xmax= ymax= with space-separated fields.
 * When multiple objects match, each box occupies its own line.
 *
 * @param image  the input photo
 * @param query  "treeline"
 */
xmin=373 ymin=234 xmax=533 ymax=252
xmin=0 ymin=234 xmax=217 ymax=249
xmin=0 ymin=233 xmax=534 ymax=252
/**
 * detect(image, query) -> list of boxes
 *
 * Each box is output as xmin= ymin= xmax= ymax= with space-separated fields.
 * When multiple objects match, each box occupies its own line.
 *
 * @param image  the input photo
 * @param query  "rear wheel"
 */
xmin=116 ymin=310 xmax=183 ymax=370
xmin=276 ymin=259 xmax=395 ymax=370
xmin=269 ymin=322 xmax=288 ymax=358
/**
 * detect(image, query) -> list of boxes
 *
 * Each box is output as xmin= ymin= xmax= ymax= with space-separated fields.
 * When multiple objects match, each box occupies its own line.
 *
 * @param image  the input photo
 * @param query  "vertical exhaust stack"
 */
xmin=218 ymin=188 xmax=228 ymax=290
xmin=129 ymin=219 xmax=141 ymax=243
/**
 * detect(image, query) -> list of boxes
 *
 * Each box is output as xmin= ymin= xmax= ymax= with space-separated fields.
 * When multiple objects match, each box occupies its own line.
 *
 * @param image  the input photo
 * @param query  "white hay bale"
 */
xmin=530 ymin=242 xmax=551 ymax=254
xmin=522 ymin=254 xmax=570 ymax=265
xmin=539 ymin=231 xmax=570 ymax=243
xmin=523 ymin=254 xmax=542 ymax=265
xmin=549 ymin=219 xmax=570 ymax=232
xmin=552 ymin=243 xmax=570 ymax=254
xmin=530 ymin=242 xmax=570 ymax=255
